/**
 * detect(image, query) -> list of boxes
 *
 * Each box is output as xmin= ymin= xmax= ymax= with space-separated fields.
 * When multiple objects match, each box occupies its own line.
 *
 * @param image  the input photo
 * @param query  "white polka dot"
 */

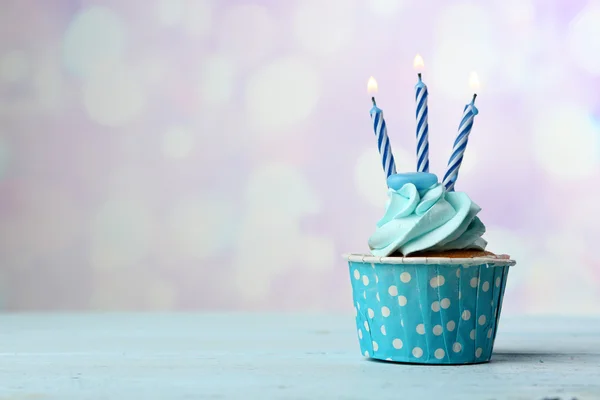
xmin=430 ymin=275 xmax=445 ymax=288
xmin=392 ymin=338 xmax=403 ymax=349
xmin=462 ymin=310 xmax=471 ymax=320
xmin=376 ymin=293 xmax=380 ymax=302
xmin=433 ymin=325 xmax=443 ymax=336
xmin=412 ymin=347 xmax=423 ymax=358
xmin=364 ymin=350 xmax=370 ymax=357
xmin=495 ymin=277 xmax=501 ymax=287
xmin=400 ymin=271 xmax=411 ymax=283
xmin=371 ymin=263 xmax=375 ymax=269
xmin=372 ymin=341 xmax=379 ymax=351
xmin=364 ymin=321 xmax=370 ymax=332
xmin=362 ymin=275 xmax=369 ymax=286
xmin=482 ymin=281 xmax=490 ymax=292
xmin=476 ymin=347 xmax=483 ymax=358
xmin=363 ymin=291 xmax=366 ymax=299
xmin=381 ymin=325 xmax=387 ymax=335
xmin=440 ymin=298 xmax=451 ymax=309
xmin=478 ymin=315 xmax=487 ymax=326
xmin=447 ymin=320 xmax=456 ymax=331
xmin=375 ymin=275 xmax=379 ymax=283
xmin=385 ymin=357 xmax=392 ymax=361
xmin=459 ymin=291 xmax=462 ymax=299
xmin=431 ymin=301 xmax=440 ymax=312
xmin=456 ymin=268 xmax=461 ymax=278
xmin=434 ymin=349 xmax=445 ymax=360
xmin=356 ymin=302 xmax=360 ymax=310
xmin=381 ymin=306 xmax=391 ymax=317
xmin=470 ymin=277 xmax=479 ymax=288
xmin=368 ymin=308 xmax=375 ymax=319
xmin=453 ymin=342 xmax=462 ymax=352
xmin=388 ymin=285 xmax=398 ymax=296
xmin=470 ymin=329 xmax=476 ymax=340
xmin=358 ymin=329 xmax=363 ymax=339
xmin=245 ymin=56 xmax=320 ymax=133
xmin=353 ymin=269 xmax=360 ymax=279
xmin=487 ymin=328 xmax=493 ymax=339
xmin=398 ymin=295 xmax=407 ymax=306
xmin=401 ymin=320 xmax=404 ymax=327
xmin=416 ymin=324 xmax=425 ymax=335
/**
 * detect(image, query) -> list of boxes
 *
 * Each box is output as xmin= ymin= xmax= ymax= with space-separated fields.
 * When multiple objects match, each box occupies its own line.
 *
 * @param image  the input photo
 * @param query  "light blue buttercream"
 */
xmin=369 ymin=176 xmax=487 ymax=256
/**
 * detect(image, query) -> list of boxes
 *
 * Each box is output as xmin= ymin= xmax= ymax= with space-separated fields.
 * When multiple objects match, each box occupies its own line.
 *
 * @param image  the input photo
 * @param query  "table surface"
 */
xmin=0 ymin=313 xmax=598 ymax=400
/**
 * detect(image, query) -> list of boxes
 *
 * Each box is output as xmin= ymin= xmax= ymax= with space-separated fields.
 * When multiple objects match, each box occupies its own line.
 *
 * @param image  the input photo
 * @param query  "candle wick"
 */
xmin=472 ymin=93 xmax=477 ymax=103
xmin=417 ymin=73 xmax=422 ymax=81
xmin=371 ymin=96 xmax=377 ymax=106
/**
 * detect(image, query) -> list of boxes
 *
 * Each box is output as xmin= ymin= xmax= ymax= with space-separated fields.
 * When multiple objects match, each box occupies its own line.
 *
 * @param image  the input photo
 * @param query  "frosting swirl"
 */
xmin=368 ymin=175 xmax=487 ymax=257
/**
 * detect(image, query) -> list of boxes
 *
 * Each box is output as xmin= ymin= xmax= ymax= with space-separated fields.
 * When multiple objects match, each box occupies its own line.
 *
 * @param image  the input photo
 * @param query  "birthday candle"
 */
xmin=442 ymin=93 xmax=479 ymax=191
xmin=368 ymin=77 xmax=396 ymax=179
xmin=414 ymin=55 xmax=429 ymax=173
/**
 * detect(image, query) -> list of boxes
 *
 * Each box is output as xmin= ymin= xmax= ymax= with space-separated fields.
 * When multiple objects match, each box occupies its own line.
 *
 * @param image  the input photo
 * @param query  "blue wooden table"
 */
xmin=0 ymin=313 xmax=598 ymax=399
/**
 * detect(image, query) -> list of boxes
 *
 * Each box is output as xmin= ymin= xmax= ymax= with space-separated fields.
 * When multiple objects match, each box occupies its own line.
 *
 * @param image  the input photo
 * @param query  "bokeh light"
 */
xmin=532 ymin=104 xmax=600 ymax=179
xmin=0 ymin=50 xmax=30 ymax=84
xmin=568 ymin=6 xmax=600 ymax=75
xmin=62 ymin=6 xmax=127 ymax=78
xmin=293 ymin=0 xmax=357 ymax=56
xmin=90 ymin=196 xmax=156 ymax=270
xmin=368 ymin=0 xmax=406 ymax=18
xmin=1 ymin=1 xmax=599 ymax=314
xmin=0 ymin=137 xmax=9 ymax=179
xmin=198 ymin=55 xmax=235 ymax=107
xmin=355 ymin=146 xmax=413 ymax=207
xmin=218 ymin=4 xmax=274 ymax=66
xmin=162 ymin=126 xmax=194 ymax=159
xmin=167 ymin=194 xmax=233 ymax=260
xmin=431 ymin=4 xmax=496 ymax=100
xmin=82 ymin=64 xmax=146 ymax=127
xmin=245 ymin=56 xmax=320 ymax=133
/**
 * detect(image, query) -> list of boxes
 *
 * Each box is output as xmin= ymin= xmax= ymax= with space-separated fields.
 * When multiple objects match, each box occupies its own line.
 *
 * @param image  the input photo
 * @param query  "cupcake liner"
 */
xmin=345 ymin=254 xmax=515 ymax=365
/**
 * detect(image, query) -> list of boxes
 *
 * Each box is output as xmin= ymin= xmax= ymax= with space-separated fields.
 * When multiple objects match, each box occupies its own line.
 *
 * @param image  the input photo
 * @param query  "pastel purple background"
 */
xmin=0 ymin=0 xmax=599 ymax=314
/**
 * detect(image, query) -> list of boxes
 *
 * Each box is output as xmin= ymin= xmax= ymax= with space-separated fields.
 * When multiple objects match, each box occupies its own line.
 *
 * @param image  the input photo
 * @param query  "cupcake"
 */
xmin=344 ymin=172 xmax=515 ymax=364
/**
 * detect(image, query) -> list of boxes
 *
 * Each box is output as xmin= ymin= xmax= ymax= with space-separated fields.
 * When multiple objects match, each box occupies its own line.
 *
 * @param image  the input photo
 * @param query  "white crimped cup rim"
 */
xmin=343 ymin=253 xmax=516 ymax=267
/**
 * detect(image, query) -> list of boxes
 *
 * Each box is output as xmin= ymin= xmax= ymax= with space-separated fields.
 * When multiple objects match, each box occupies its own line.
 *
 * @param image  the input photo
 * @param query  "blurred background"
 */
xmin=0 ymin=0 xmax=598 ymax=314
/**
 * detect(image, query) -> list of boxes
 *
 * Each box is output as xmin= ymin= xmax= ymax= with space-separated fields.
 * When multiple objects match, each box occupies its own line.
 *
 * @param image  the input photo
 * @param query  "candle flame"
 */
xmin=413 ymin=54 xmax=425 ymax=71
xmin=469 ymin=71 xmax=480 ymax=91
xmin=367 ymin=76 xmax=378 ymax=94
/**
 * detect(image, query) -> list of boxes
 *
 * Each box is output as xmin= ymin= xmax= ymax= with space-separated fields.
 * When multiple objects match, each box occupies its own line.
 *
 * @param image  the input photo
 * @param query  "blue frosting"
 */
xmin=369 ymin=173 xmax=487 ymax=256
xmin=387 ymin=172 xmax=438 ymax=191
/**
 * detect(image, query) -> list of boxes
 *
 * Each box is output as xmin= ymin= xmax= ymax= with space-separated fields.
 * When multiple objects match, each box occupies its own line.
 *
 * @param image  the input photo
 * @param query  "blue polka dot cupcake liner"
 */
xmin=344 ymin=254 xmax=516 ymax=365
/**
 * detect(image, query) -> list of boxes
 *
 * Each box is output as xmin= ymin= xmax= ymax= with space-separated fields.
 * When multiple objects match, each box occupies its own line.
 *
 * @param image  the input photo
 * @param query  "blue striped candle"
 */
xmin=415 ymin=72 xmax=429 ymax=172
xmin=370 ymin=97 xmax=396 ymax=179
xmin=442 ymin=94 xmax=479 ymax=191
